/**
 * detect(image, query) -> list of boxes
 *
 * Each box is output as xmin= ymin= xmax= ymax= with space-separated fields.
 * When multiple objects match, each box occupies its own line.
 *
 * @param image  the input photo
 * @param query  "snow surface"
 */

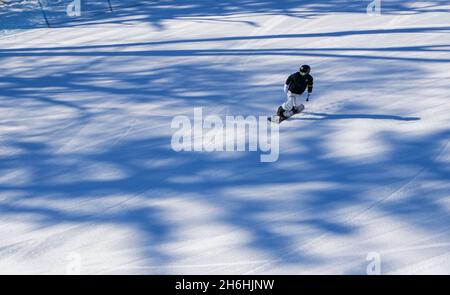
xmin=0 ymin=0 xmax=449 ymax=274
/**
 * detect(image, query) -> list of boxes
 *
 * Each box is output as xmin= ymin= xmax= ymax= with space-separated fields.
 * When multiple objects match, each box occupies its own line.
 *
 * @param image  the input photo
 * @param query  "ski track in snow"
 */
xmin=0 ymin=0 xmax=450 ymax=274
xmin=244 ymin=137 xmax=450 ymax=274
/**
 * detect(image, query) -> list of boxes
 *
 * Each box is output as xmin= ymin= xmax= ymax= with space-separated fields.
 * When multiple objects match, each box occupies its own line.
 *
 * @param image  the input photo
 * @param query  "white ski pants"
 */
xmin=282 ymin=91 xmax=301 ymax=114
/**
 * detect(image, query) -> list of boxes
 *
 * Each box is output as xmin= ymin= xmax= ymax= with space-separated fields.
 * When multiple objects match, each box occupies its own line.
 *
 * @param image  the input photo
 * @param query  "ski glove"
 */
xmin=306 ymin=92 xmax=311 ymax=102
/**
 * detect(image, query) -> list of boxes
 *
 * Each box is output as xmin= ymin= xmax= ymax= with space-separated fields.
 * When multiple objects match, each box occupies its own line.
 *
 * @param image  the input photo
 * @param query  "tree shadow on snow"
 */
xmin=296 ymin=112 xmax=421 ymax=121
xmin=1 ymin=0 xmax=450 ymax=30
xmin=0 ymin=1 xmax=449 ymax=274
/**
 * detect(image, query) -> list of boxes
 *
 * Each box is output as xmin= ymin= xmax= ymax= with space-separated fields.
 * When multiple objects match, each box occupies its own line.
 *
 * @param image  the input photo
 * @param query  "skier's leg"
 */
xmin=290 ymin=93 xmax=305 ymax=114
xmin=285 ymin=92 xmax=306 ymax=117
xmin=278 ymin=91 xmax=296 ymax=118
xmin=291 ymin=94 xmax=300 ymax=114
xmin=294 ymin=103 xmax=305 ymax=114
xmin=282 ymin=91 xmax=296 ymax=113
xmin=276 ymin=106 xmax=285 ymax=117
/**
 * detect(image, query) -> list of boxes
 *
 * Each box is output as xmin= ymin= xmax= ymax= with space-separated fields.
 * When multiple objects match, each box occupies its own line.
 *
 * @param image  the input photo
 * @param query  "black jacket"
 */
xmin=286 ymin=72 xmax=314 ymax=95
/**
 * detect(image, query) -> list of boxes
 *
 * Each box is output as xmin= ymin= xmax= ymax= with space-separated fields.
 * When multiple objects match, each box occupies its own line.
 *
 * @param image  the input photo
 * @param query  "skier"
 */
xmin=276 ymin=65 xmax=314 ymax=121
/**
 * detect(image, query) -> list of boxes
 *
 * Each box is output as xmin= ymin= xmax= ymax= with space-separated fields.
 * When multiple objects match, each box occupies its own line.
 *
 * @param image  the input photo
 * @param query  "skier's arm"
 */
xmin=307 ymin=76 xmax=314 ymax=93
xmin=284 ymin=75 xmax=293 ymax=93
xmin=306 ymin=76 xmax=313 ymax=102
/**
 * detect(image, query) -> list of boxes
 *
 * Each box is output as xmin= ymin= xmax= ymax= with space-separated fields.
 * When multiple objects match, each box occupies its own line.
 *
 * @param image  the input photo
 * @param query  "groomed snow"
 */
xmin=0 ymin=0 xmax=449 ymax=274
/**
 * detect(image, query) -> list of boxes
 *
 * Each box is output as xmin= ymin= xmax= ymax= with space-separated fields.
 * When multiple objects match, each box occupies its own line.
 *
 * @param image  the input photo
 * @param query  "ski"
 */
xmin=268 ymin=104 xmax=305 ymax=124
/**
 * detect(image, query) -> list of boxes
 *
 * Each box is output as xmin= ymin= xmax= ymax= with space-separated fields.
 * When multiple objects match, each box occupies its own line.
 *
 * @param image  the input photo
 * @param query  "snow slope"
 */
xmin=0 ymin=0 xmax=449 ymax=274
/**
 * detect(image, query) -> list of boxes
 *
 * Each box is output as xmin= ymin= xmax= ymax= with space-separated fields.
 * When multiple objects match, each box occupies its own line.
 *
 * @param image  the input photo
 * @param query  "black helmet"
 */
xmin=299 ymin=65 xmax=311 ymax=74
